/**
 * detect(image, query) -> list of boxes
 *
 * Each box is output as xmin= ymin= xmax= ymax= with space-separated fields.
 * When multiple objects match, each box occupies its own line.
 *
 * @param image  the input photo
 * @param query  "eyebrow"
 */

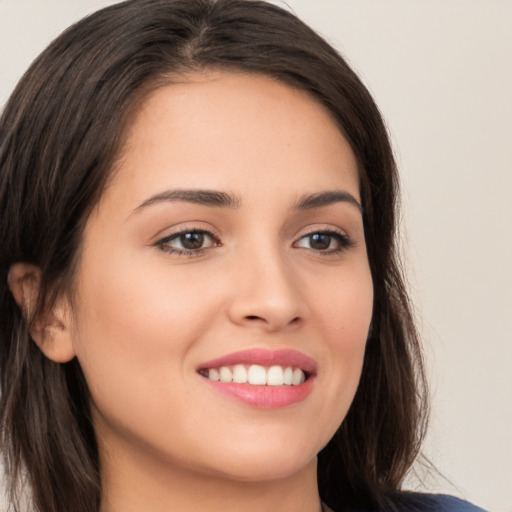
xmin=132 ymin=189 xmax=241 ymax=214
xmin=130 ymin=188 xmax=361 ymax=216
xmin=294 ymin=190 xmax=362 ymax=212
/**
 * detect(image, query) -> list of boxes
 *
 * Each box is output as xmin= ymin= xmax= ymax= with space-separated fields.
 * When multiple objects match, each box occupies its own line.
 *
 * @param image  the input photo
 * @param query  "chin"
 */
xmin=195 ymin=433 xmax=321 ymax=483
xmin=211 ymin=451 xmax=317 ymax=483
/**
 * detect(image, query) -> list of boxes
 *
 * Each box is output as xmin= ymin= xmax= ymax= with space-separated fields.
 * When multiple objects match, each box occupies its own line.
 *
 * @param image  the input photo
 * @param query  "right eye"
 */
xmin=156 ymin=229 xmax=220 ymax=256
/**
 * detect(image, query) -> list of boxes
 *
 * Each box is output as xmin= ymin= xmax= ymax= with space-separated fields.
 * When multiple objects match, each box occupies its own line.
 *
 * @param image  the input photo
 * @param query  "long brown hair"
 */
xmin=0 ymin=1 xmax=428 ymax=511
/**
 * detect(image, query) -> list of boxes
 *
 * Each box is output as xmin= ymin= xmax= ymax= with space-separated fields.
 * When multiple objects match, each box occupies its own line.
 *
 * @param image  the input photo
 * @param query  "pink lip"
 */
xmin=198 ymin=348 xmax=317 ymax=374
xmin=197 ymin=349 xmax=317 ymax=409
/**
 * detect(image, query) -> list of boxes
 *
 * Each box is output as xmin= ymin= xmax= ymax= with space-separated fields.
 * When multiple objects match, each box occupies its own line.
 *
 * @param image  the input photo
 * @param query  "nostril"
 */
xmin=244 ymin=315 xmax=302 ymax=326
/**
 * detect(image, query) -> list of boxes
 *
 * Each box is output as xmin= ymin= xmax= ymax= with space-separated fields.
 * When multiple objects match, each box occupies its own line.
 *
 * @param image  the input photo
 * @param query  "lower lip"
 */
xmin=201 ymin=377 xmax=315 ymax=408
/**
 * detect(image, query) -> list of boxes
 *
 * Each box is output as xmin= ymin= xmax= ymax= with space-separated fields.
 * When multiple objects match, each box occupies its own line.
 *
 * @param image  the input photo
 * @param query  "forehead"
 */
xmin=106 ymin=71 xmax=359 ymax=209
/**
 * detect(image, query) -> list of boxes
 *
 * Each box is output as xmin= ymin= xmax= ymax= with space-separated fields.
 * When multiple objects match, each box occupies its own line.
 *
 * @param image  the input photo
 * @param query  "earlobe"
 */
xmin=7 ymin=263 xmax=76 ymax=363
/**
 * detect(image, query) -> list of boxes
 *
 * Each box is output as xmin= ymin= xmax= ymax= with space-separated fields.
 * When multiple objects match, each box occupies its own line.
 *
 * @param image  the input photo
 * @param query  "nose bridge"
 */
xmin=227 ymin=235 xmax=305 ymax=331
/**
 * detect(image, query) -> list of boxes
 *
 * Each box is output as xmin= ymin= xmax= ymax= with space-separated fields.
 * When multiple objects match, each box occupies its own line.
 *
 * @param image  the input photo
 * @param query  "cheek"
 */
xmin=312 ymin=261 xmax=373 ymax=351
xmin=75 ymin=247 xmax=217 ymax=341
xmin=69 ymin=252 xmax=220 ymax=411
xmin=307 ymin=262 xmax=373 ymax=423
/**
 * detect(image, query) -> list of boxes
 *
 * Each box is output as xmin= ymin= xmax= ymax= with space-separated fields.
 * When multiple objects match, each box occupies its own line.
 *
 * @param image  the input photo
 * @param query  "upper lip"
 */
xmin=198 ymin=348 xmax=317 ymax=375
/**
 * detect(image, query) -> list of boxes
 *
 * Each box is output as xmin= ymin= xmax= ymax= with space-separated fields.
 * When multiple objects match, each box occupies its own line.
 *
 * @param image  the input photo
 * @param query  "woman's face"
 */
xmin=69 ymin=72 xmax=373 ymax=482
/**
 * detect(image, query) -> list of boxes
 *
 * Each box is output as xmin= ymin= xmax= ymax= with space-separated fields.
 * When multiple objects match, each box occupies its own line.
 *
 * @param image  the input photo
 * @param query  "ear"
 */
xmin=7 ymin=263 xmax=76 ymax=363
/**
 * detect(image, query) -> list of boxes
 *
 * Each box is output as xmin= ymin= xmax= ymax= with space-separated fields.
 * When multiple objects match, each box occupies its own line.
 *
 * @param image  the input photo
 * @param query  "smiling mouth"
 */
xmin=197 ymin=349 xmax=316 ymax=408
xmin=198 ymin=364 xmax=309 ymax=386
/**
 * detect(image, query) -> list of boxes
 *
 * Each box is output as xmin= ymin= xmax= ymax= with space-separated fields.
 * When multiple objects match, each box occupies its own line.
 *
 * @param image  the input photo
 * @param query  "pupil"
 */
xmin=180 ymin=232 xmax=204 ymax=250
xmin=310 ymin=233 xmax=330 ymax=250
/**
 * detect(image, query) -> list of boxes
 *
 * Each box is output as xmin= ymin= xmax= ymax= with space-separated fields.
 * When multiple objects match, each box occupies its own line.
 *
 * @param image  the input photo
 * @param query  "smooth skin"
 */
xmin=9 ymin=72 xmax=373 ymax=512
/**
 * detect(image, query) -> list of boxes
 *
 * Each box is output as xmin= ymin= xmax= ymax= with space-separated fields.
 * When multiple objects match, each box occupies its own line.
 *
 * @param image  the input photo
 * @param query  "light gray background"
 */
xmin=1 ymin=1 xmax=511 ymax=511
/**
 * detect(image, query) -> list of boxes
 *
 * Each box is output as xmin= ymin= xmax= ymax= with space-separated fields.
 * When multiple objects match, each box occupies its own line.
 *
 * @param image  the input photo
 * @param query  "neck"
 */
xmin=98 ymin=437 xmax=323 ymax=512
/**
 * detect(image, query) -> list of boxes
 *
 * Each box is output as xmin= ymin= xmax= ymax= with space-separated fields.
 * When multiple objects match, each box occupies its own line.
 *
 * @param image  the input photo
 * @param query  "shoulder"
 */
xmin=325 ymin=493 xmax=488 ymax=512
xmin=396 ymin=492 xmax=489 ymax=512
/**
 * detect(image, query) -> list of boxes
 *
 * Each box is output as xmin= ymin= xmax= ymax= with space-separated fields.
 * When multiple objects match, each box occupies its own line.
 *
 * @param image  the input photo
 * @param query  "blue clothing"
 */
xmin=400 ymin=493 xmax=488 ymax=511
xmin=324 ymin=493 xmax=488 ymax=512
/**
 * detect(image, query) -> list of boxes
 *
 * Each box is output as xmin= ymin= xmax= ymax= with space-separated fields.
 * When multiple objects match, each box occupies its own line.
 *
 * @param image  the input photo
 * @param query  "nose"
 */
xmin=226 ymin=246 xmax=306 ymax=333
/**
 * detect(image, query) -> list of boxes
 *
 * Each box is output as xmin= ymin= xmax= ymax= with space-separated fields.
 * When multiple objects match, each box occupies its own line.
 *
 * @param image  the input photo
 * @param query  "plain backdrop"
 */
xmin=1 ymin=1 xmax=511 ymax=511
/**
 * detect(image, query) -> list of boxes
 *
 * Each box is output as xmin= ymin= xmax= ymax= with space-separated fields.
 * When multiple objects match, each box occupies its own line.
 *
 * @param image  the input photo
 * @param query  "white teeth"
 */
xmin=292 ymin=368 xmax=305 ymax=385
xmin=203 ymin=364 xmax=308 ymax=386
xmin=267 ymin=365 xmax=284 ymax=386
xmin=283 ymin=366 xmax=293 ymax=385
xmin=208 ymin=368 xmax=220 ymax=381
xmin=248 ymin=364 xmax=267 ymax=385
xmin=232 ymin=364 xmax=247 ymax=383
xmin=219 ymin=366 xmax=233 ymax=383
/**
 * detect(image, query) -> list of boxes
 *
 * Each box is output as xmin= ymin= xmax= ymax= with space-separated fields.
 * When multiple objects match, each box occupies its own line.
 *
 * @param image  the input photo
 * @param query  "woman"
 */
xmin=0 ymin=1 xmax=486 ymax=511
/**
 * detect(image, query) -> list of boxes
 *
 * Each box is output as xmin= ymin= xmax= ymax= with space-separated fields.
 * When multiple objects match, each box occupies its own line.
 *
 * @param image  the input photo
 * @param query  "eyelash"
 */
xmin=293 ymin=229 xmax=355 ymax=255
xmin=156 ymin=228 xmax=221 ymax=257
xmin=155 ymin=228 xmax=354 ymax=257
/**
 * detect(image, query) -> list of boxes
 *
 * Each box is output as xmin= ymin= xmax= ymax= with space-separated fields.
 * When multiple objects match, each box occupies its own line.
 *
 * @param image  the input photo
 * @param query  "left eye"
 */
xmin=158 ymin=230 xmax=218 ymax=253
xmin=294 ymin=231 xmax=352 ymax=252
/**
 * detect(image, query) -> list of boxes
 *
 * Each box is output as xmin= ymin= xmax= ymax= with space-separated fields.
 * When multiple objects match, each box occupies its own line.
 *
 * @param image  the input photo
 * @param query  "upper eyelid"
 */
xmin=294 ymin=224 xmax=350 ymax=239
xmin=153 ymin=223 xmax=353 ymax=245
xmin=295 ymin=230 xmax=353 ymax=243
xmin=155 ymin=229 xmax=220 ymax=256
xmin=154 ymin=224 xmax=220 ymax=242
xmin=157 ymin=227 xmax=348 ymax=241
xmin=161 ymin=227 xmax=217 ymax=238
xmin=293 ymin=227 xmax=355 ymax=250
